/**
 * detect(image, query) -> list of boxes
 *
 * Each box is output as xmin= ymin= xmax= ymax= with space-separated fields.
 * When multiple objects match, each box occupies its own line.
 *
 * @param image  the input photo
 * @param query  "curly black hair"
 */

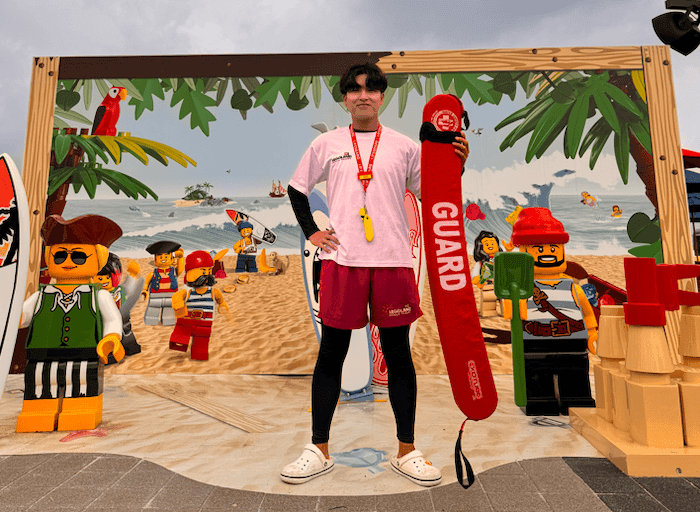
xmin=339 ymin=62 xmax=388 ymax=95
xmin=473 ymin=230 xmax=501 ymax=264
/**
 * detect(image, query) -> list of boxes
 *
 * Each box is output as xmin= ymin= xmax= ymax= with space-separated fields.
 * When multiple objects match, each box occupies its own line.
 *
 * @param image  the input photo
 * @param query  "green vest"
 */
xmin=26 ymin=284 xmax=103 ymax=361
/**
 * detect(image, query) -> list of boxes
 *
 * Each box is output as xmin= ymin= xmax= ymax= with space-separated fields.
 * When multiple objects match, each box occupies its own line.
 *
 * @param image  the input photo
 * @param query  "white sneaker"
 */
xmin=390 ymin=449 xmax=442 ymax=487
xmin=280 ymin=444 xmax=335 ymax=484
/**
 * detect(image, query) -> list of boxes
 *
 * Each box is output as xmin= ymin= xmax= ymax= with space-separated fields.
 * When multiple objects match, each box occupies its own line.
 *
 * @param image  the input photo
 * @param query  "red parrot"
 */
xmin=91 ymin=86 xmax=127 ymax=136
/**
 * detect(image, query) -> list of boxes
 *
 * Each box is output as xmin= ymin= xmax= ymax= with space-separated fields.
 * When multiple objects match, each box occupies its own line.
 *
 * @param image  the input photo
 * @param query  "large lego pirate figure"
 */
xmin=509 ymin=207 xmax=597 ymax=416
xmin=17 ymin=214 xmax=124 ymax=432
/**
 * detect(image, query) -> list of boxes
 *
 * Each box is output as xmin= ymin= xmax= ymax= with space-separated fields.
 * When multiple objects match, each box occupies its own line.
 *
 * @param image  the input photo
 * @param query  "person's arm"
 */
xmin=288 ymin=185 xmax=320 ymax=239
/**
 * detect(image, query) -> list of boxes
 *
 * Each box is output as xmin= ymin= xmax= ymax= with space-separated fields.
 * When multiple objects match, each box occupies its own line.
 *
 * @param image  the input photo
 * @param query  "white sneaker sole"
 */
xmin=390 ymin=459 xmax=442 ymax=487
xmin=280 ymin=462 xmax=334 ymax=484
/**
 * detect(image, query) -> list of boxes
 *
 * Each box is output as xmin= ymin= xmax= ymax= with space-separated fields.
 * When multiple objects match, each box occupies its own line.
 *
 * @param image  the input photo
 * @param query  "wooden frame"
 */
xmin=21 ymin=46 xmax=693 ymax=361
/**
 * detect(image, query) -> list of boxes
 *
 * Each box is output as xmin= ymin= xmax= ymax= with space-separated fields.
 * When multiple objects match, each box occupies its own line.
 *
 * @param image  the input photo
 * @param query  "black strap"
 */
xmin=419 ymin=122 xmax=461 ymax=144
xmin=455 ymin=419 xmax=476 ymax=489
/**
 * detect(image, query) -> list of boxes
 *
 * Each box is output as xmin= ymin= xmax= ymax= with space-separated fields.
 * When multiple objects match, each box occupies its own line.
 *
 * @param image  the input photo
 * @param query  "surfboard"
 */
xmin=301 ymin=189 xmax=373 ymax=400
xmin=0 ymin=154 xmax=29 ymax=404
xmin=225 ymin=209 xmax=277 ymax=245
xmin=369 ymin=190 xmax=426 ymax=387
xmin=420 ymin=95 xmax=497 ymax=421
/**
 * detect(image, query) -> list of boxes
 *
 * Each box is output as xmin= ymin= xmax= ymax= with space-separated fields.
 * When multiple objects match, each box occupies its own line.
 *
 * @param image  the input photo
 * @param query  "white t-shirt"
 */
xmin=290 ymin=126 xmax=420 ymax=268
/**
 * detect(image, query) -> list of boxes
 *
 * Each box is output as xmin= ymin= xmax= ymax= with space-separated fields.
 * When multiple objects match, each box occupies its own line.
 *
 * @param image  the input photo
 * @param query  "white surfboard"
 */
xmin=370 ymin=190 xmax=427 ymax=387
xmin=0 ymin=154 xmax=29 ymax=403
xmin=301 ymin=189 xmax=373 ymax=399
xmin=226 ymin=209 xmax=277 ymax=245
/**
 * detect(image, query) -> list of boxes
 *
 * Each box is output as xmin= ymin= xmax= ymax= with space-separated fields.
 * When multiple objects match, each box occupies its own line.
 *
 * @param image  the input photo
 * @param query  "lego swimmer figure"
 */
xmin=506 ymin=207 xmax=597 ymax=416
xmin=17 ymin=215 xmax=124 ymax=432
xmin=142 ymin=240 xmax=184 ymax=325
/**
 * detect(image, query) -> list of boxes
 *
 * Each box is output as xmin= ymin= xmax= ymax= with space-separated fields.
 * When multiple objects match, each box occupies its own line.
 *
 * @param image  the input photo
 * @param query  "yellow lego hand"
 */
xmin=587 ymin=329 xmax=598 ymax=355
xmin=503 ymin=300 xmax=512 ymax=319
xmin=173 ymin=306 xmax=188 ymax=318
xmin=502 ymin=239 xmax=515 ymax=252
xmin=127 ymin=260 xmax=140 ymax=277
xmin=97 ymin=333 xmax=125 ymax=364
xmin=233 ymin=240 xmax=243 ymax=254
xmin=218 ymin=303 xmax=229 ymax=314
xmin=174 ymin=249 xmax=184 ymax=259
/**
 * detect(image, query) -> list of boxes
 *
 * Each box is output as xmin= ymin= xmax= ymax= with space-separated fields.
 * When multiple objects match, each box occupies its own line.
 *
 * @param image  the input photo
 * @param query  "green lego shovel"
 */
xmin=493 ymin=252 xmax=534 ymax=407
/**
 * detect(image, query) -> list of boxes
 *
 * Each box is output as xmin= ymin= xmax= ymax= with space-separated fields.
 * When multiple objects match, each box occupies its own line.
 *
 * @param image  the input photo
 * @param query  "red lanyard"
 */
xmin=350 ymin=124 xmax=382 ymax=194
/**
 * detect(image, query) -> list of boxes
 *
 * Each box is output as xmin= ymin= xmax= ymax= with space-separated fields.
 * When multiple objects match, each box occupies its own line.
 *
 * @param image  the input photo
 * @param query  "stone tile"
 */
xmin=10 ymin=470 xmax=75 ymax=489
xmin=519 ymin=458 xmax=592 ymax=494
xmin=597 ymin=493 xmax=668 ymax=512
xmin=376 ymin=490 xmax=434 ymax=512
xmin=84 ymin=486 xmax=159 ymax=509
xmin=259 ymin=493 xmax=319 ymax=512
xmin=486 ymin=492 xmax=550 ymax=512
xmin=319 ymin=494 xmax=377 ymax=512
xmin=62 ymin=470 xmax=125 ymax=489
xmin=0 ymin=484 xmax=53 ymax=508
xmin=112 ymin=460 xmax=174 ymax=489
xmin=148 ymin=474 xmax=213 ymax=509
xmin=478 ymin=473 xmax=539 ymax=494
xmin=202 ymin=486 xmax=265 ymax=510
xmin=541 ymin=491 xmax=611 ymax=512
xmin=0 ymin=454 xmax=57 ymax=474
xmin=576 ymin=475 xmax=644 ymax=494
xmin=479 ymin=462 xmax=527 ymax=476
xmin=430 ymin=481 xmax=493 ymax=512
xmin=83 ymin=455 xmax=140 ymax=473
xmin=650 ymin=492 xmax=700 ymax=512
xmin=633 ymin=477 xmax=700 ymax=495
xmin=28 ymin=486 xmax=104 ymax=510
xmin=562 ymin=457 xmax=626 ymax=477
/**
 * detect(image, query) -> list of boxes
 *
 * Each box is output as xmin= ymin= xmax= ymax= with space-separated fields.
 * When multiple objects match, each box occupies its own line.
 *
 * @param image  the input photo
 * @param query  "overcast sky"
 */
xmin=2 ymin=0 xmax=698 ymax=199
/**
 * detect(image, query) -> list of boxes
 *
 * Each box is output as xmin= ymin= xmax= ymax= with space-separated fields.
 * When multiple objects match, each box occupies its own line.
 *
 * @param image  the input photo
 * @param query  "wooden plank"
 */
xmin=137 ymin=385 xmax=277 ymax=433
xmin=642 ymin=45 xmax=696 ymax=366
xmin=22 ymin=57 xmax=59 ymax=300
xmin=377 ymin=46 xmax=644 ymax=73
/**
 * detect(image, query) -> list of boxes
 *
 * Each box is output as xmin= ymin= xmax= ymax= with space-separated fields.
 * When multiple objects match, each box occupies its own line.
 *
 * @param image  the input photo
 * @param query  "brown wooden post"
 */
xmin=10 ymin=56 xmax=59 ymax=374
xmin=642 ymin=45 xmax=696 ymax=366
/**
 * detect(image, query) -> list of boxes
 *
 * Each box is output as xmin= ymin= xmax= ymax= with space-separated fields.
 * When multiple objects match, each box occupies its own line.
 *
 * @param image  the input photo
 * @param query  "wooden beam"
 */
xmin=642 ymin=45 xmax=695 ymax=366
xmin=22 ymin=56 xmax=59 ymax=299
xmin=137 ymin=385 xmax=277 ymax=434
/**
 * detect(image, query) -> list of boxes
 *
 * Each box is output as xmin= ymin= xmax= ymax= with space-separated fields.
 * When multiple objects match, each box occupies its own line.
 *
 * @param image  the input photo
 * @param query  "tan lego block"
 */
xmin=611 ymin=367 xmax=631 ymax=433
xmin=597 ymin=305 xmax=628 ymax=360
xmin=627 ymin=374 xmax=684 ymax=448
xmin=679 ymin=380 xmax=700 ymax=447
xmin=594 ymin=361 xmax=616 ymax=422
xmin=679 ymin=306 xmax=700 ymax=359
xmin=625 ymin=325 xmax=675 ymax=374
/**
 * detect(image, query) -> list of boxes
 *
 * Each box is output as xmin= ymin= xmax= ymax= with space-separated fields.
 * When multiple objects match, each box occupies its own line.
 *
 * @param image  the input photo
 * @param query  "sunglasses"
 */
xmin=52 ymin=250 xmax=90 ymax=265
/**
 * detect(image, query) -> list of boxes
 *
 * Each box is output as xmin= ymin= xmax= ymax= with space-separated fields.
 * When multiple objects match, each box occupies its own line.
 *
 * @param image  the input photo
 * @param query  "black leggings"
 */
xmin=311 ymin=323 xmax=417 ymax=445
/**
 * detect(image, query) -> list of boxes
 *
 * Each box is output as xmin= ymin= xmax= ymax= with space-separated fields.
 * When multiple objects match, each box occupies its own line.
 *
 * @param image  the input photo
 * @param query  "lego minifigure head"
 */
xmin=473 ymin=231 xmax=501 ymax=263
xmin=238 ymin=221 xmax=254 ymax=239
xmin=510 ymin=208 xmax=569 ymax=277
xmin=94 ymin=252 xmax=122 ymax=291
xmin=146 ymin=240 xmax=181 ymax=268
xmin=184 ymin=250 xmax=215 ymax=287
xmin=41 ymin=215 xmax=122 ymax=283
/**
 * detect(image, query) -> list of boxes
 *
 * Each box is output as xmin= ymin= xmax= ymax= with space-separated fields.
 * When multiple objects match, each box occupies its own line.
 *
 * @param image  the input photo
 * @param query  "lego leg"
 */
xmin=235 ymin=256 xmax=247 ymax=273
xmin=169 ymin=319 xmax=192 ymax=352
xmin=16 ymin=399 xmax=61 ymax=432
xmin=190 ymin=322 xmax=212 ymax=361
xmin=57 ymin=395 xmax=103 ymax=431
xmin=522 ymin=354 xmax=560 ymax=416
xmin=57 ymin=360 xmax=104 ymax=431
xmin=143 ymin=298 xmax=161 ymax=325
xmin=120 ymin=322 xmax=141 ymax=356
xmin=556 ymin=353 xmax=595 ymax=415
xmin=160 ymin=300 xmax=177 ymax=326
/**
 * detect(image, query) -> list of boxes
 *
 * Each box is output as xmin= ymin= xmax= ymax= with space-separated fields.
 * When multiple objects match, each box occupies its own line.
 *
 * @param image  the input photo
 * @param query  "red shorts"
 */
xmin=318 ymin=260 xmax=422 ymax=330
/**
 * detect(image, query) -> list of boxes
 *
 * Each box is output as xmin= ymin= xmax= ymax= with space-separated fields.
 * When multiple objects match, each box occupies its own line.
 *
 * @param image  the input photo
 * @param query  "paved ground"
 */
xmin=1 ymin=453 xmax=698 ymax=511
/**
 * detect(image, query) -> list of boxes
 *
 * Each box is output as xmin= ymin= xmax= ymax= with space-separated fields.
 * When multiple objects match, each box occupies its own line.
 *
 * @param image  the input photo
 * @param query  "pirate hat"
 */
xmin=146 ymin=240 xmax=181 ymax=255
xmin=41 ymin=214 xmax=122 ymax=248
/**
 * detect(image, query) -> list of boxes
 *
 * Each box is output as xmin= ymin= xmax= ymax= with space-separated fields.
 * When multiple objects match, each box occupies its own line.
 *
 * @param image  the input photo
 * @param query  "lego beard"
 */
xmin=190 ymin=274 xmax=215 ymax=287
xmin=534 ymin=255 xmax=565 ymax=268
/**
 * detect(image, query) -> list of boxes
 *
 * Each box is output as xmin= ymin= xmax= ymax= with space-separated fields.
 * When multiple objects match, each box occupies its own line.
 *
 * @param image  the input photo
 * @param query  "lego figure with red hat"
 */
xmin=168 ymin=250 xmax=229 ymax=360
xmin=17 ymin=214 xmax=124 ymax=432
xmin=507 ymin=207 xmax=597 ymax=416
xmin=94 ymin=252 xmax=144 ymax=363
xmin=142 ymin=240 xmax=185 ymax=326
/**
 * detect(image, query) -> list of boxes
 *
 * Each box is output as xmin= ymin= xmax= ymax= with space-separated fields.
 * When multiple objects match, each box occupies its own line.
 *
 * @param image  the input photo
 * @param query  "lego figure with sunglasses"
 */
xmin=17 ymin=215 xmax=124 ymax=432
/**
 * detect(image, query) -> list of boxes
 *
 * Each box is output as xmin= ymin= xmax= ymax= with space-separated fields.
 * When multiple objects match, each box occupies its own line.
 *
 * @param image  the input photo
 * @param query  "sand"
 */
xmin=105 ymin=254 xmax=626 ymax=377
xmin=173 ymin=199 xmax=203 ymax=207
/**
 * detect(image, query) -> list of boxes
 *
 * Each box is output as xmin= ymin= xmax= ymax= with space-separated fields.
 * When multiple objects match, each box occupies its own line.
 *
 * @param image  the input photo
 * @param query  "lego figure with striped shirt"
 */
xmin=169 ymin=250 xmax=229 ymax=361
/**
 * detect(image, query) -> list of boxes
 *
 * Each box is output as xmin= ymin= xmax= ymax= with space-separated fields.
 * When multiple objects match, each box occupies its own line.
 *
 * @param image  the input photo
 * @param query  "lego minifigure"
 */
xmin=507 ymin=207 xmax=598 ymax=416
xmin=17 ymin=215 xmax=124 ymax=432
xmin=233 ymin=221 xmax=259 ymax=273
xmin=94 ymin=252 xmax=144 ymax=362
xmin=169 ymin=251 xmax=229 ymax=360
xmin=142 ymin=240 xmax=184 ymax=325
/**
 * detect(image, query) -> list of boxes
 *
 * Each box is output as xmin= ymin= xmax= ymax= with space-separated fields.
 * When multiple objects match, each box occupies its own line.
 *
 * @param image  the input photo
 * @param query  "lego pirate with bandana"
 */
xmin=17 ymin=215 xmax=124 ymax=432
xmin=506 ymin=207 xmax=597 ymax=416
